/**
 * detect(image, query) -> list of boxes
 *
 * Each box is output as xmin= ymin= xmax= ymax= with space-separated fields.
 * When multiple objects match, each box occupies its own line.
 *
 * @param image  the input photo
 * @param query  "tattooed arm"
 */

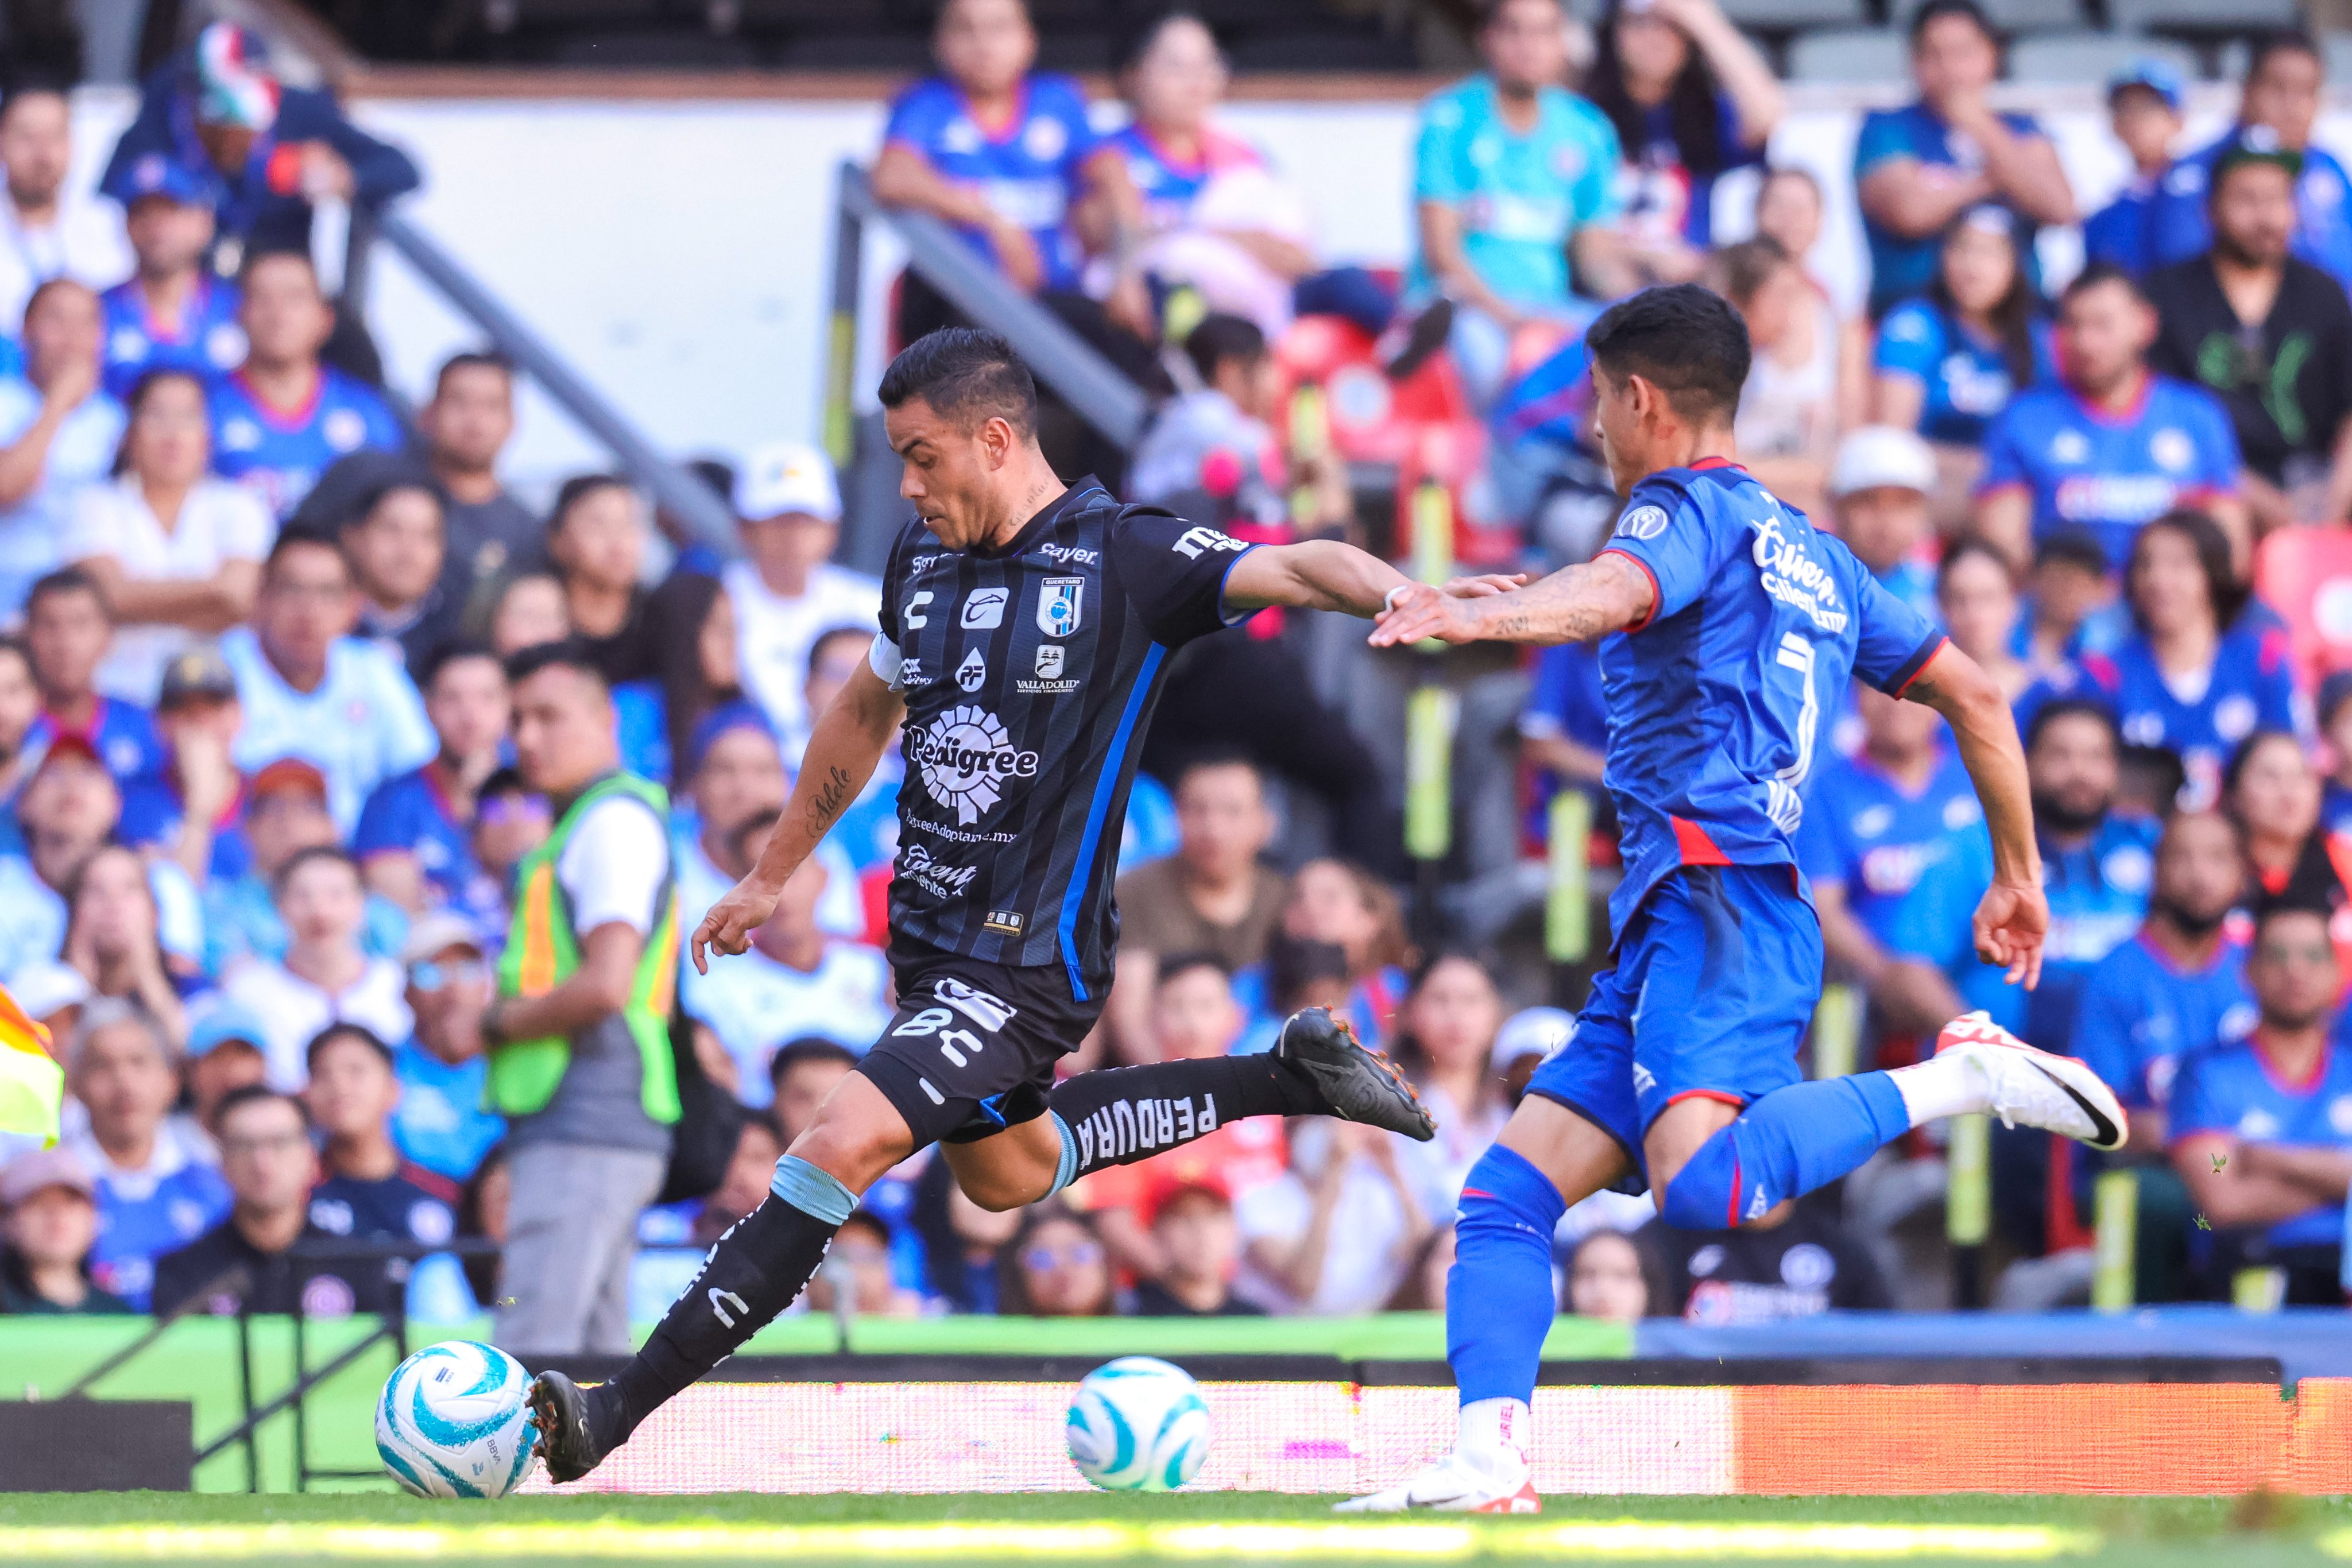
xmin=691 ymin=657 xmax=907 ymax=971
xmin=1368 ymin=551 xmax=1656 ymax=647
xmin=1903 ymin=639 xmax=2047 ymax=989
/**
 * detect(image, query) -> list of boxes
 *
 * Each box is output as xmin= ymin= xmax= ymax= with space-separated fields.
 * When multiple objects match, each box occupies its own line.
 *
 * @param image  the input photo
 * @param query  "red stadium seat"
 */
xmin=2253 ymin=525 xmax=2352 ymax=686
xmin=1392 ymin=420 xmax=1515 ymax=571
xmin=1270 ymin=313 xmax=1473 ymax=467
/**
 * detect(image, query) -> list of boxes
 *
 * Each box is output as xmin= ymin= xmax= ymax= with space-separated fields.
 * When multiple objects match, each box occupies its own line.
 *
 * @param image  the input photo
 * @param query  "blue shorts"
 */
xmin=1526 ymin=864 xmax=1822 ymax=1186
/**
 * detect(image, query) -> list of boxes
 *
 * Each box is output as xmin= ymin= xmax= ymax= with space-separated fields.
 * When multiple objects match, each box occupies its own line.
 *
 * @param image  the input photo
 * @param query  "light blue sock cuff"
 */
xmin=770 ymin=1155 xmax=857 ymax=1225
xmin=1043 ymin=1113 xmax=1080 ymax=1198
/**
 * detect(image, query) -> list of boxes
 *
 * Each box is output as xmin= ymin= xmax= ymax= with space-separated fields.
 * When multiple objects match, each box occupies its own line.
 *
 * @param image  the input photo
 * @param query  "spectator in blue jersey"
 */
xmin=354 ymin=642 xmax=506 ymax=923
xmin=2074 ymin=810 xmax=2252 ymax=1152
xmin=222 ymin=531 xmax=435 ymax=837
xmin=1583 ymin=0 xmax=1782 ymax=269
xmin=1801 ymin=683 xmax=1976 ymax=1042
xmin=2319 ymin=672 xmax=2352 ymax=838
xmin=2143 ymin=32 xmax=2352 ymax=293
xmin=63 ymin=370 xmax=271 ymax=703
xmin=2016 ymin=529 xmax=2127 ymax=682
xmin=0 ymin=281 xmax=123 ymax=620
xmin=389 ymin=913 xmax=504 ymax=1186
xmin=98 ymin=157 xmax=245 ymax=402
xmin=209 ymin=252 xmax=401 ymax=521
xmin=200 ymin=756 xmax=407 ymax=976
xmin=2082 ymin=61 xmax=2187 ymax=277
xmin=303 ymin=1022 xmax=461 ymax=1255
xmin=1411 ymin=0 xmax=1634 ymax=407
xmin=0 ymin=1148 xmax=131 ymax=1315
xmin=2017 ymin=512 xmax=2299 ymax=814
xmin=21 ymin=570 xmax=165 ymax=792
xmin=1851 ymin=0 xmax=2075 ymax=322
xmin=873 ymin=0 xmax=1151 ymax=349
xmin=1871 ymin=207 xmax=2054 ymax=523
xmin=1827 ymin=427 xmax=1940 ymax=625
xmin=2146 ymin=144 xmax=2352 ymax=537
xmin=343 ymin=480 xmax=459 ymax=681
xmin=2171 ymin=896 xmax=2352 ymax=1304
xmin=121 ymin=645 xmax=247 ymax=887
xmin=1975 ymin=266 xmax=2246 ymax=574
xmin=60 ymin=999 xmax=229 ymax=1311
xmin=101 ymin=23 xmax=419 ymax=270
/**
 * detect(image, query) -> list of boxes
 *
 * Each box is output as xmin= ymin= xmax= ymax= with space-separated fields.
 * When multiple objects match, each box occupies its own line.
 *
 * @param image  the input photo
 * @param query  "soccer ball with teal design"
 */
xmin=1065 ymin=1356 xmax=1210 ymax=1491
xmin=376 ymin=1341 xmax=538 ymax=1499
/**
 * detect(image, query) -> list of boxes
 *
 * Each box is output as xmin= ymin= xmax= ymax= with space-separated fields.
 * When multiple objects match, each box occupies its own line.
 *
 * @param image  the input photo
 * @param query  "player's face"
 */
xmin=1128 ymin=14 xmax=1225 ymax=133
xmin=1911 ymin=13 xmax=1996 ymax=106
xmin=124 ymin=195 xmax=214 ymax=276
xmin=239 ymin=255 xmax=332 ymax=366
xmin=510 ymin=665 xmax=620 ymax=797
xmin=25 ymin=586 xmax=108 ymax=695
xmin=23 ymin=281 xmax=100 ymax=387
xmin=935 ymin=0 xmax=1035 ymax=98
xmin=426 ymin=655 xmax=509 ymax=761
xmin=2245 ymin=49 xmax=2322 ymax=151
xmin=2211 ymin=163 xmax=2296 ymax=270
xmin=126 ymin=374 xmax=211 ymax=486
xmin=1481 ymin=0 xmax=1568 ymax=95
xmin=2057 ymin=280 xmax=2153 ymax=398
xmin=2153 ymin=812 xmax=2243 ymax=927
xmin=885 ymin=397 xmax=1022 ymax=549
xmin=1588 ymin=364 xmax=1670 ymax=500
xmin=305 ymin=1036 xmax=399 ymax=1141
xmin=2249 ymin=910 xmax=2338 ymax=1031
xmin=0 ymin=92 xmax=69 ymax=204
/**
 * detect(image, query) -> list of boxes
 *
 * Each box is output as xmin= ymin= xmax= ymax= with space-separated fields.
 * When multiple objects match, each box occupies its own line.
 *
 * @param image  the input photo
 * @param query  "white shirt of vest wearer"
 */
xmin=222 ymin=954 xmax=415 ymax=1090
xmin=0 ymin=192 xmax=131 ymax=332
xmin=682 ymin=938 xmax=892 ymax=1108
xmin=557 ymin=793 xmax=671 ymax=936
xmin=723 ymin=559 xmax=879 ymax=744
xmin=219 ymin=626 xmax=436 ymax=836
xmin=66 ymin=474 xmax=274 ymax=702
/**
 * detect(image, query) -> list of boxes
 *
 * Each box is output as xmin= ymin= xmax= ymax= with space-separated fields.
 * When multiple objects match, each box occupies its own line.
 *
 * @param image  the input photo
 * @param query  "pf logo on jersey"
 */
xmin=908 ymin=704 xmax=1041 ymax=823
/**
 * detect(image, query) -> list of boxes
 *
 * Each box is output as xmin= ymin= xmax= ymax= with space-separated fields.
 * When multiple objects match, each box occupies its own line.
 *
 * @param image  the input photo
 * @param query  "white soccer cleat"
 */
xmin=1334 ymin=1451 xmax=1541 ymax=1515
xmin=1934 ymin=1011 xmax=2126 ymax=1152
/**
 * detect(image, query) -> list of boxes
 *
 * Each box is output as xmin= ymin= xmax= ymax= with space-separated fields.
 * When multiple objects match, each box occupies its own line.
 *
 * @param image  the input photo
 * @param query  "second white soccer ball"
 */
xmin=1065 ymin=1355 xmax=1210 ymax=1492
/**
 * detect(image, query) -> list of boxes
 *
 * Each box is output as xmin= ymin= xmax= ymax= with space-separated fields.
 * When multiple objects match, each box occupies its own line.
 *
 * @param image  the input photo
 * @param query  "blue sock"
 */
xmin=1447 ymin=1144 xmax=1568 ymax=1406
xmin=1658 ymin=1072 xmax=1909 ymax=1230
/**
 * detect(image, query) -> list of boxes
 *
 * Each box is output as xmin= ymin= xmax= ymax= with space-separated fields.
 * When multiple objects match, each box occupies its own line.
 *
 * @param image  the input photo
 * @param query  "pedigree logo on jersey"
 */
xmin=908 ymin=704 xmax=1040 ymax=823
xmin=1745 ymin=514 xmax=1848 ymax=634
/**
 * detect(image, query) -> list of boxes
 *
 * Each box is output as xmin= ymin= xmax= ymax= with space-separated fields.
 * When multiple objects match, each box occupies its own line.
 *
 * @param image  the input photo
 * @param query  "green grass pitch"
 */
xmin=2 ymin=1491 xmax=2350 ymax=1566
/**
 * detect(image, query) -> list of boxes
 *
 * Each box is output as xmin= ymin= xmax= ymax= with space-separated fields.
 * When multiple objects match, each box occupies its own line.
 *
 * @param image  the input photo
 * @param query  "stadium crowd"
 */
xmin=9 ymin=0 xmax=2352 ymax=1341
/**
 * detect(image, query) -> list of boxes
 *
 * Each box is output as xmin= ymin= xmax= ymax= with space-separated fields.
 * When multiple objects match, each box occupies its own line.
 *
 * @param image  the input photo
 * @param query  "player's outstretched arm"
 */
xmin=690 ymin=655 xmax=906 ymax=974
xmin=1221 ymin=539 xmax=1418 ymax=618
xmin=1902 ymin=640 xmax=2048 ymax=990
xmin=1368 ymin=552 xmax=1655 ymax=648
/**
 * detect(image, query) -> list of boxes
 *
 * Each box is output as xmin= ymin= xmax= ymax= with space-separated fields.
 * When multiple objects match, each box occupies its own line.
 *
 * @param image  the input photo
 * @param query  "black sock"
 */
xmin=1047 ymin=1055 xmax=1323 ymax=1180
xmin=594 ymin=1189 xmax=841 ymax=1443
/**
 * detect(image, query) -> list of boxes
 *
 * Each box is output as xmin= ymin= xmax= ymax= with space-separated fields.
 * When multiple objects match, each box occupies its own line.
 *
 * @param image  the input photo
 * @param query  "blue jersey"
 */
xmin=882 ymin=73 xmax=1099 ymax=293
xmin=2325 ymin=779 xmax=2352 ymax=837
xmin=1795 ymin=745 xmax=1982 ymax=951
xmin=2171 ymin=1028 xmax=2352 ymax=1249
xmin=1619 ymin=92 xmax=1757 ymax=248
xmin=1876 ymin=559 xmax=1943 ymax=628
xmin=22 ymin=697 xmax=166 ymax=791
xmin=88 ymin=1156 xmax=232 ymax=1311
xmin=2016 ymin=620 xmax=2301 ymax=810
xmin=1593 ymin=460 xmax=1944 ymax=935
xmin=98 ymin=276 xmax=245 ymax=402
xmin=2083 ymin=174 xmax=2163 ymax=275
xmin=1852 ymin=103 xmax=2048 ymax=314
xmin=309 ymin=1166 xmax=459 ymax=1250
xmin=390 ymin=1040 xmax=506 ymax=1184
xmin=2072 ymin=932 xmax=2253 ymax=1113
xmin=1977 ymin=375 xmax=2241 ymax=568
xmin=352 ymin=763 xmax=483 ymax=917
xmin=208 ymin=366 xmax=403 ymax=521
xmin=2148 ymin=134 xmax=2352 ymax=290
xmin=1104 ymin=123 xmax=1269 ymax=236
xmin=118 ymin=771 xmax=257 ymax=885
xmin=1872 ymin=298 xmax=2055 ymax=446
xmin=1410 ymin=75 xmax=1622 ymax=313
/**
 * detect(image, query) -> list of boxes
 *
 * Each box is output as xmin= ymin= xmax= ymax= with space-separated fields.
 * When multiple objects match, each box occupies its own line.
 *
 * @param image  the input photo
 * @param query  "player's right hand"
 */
xmin=1370 ymin=587 xmax=1483 ymax=648
xmin=690 ymin=875 xmax=785 ymax=974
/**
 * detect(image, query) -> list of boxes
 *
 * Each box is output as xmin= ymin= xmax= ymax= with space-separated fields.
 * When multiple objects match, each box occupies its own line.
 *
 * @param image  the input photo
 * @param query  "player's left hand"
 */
xmin=1971 ymin=878 xmax=2048 ymax=990
xmin=1369 ymin=584 xmax=1483 ymax=647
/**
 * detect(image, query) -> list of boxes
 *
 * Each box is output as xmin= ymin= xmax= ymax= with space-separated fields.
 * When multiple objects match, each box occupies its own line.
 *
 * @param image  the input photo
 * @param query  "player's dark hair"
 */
xmin=2061 ymin=262 xmax=2145 ymax=309
xmin=1935 ymin=534 xmax=2017 ymax=595
xmin=1588 ymin=0 xmax=1738 ymax=180
xmin=1932 ymin=210 xmax=2040 ymax=392
xmin=2246 ymin=26 xmax=2323 ymax=84
xmin=1584 ymin=283 xmax=1751 ymax=425
xmin=769 ymin=1036 xmax=860 ymax=1093
xmin=264 ymin=526 xmax=347 ymax=583
xmin=877 ymin=328 xmax=1038 ymax=438
xmin=2032 ymin=526 xmax=2109 ymax=577
xmin=2023 ymin=695 xmax=2121 ymax=757
xmin=420 ymin=637 xmax=504 ymax=694
xmin=24 ymin=564 xmax=105 ymax=620
xmin=504 ymin=636 xmax=610 ymax=692
xmin=1909 ymin=0 xmax=1994 ymax=49
xmin=215 ymin=1082 xmax=312 ymax=1134
xmin=2126 ymin=509 xmax=2247 ymax=634
xmin=1182 ymin=313 xmax=1266 ymax=386
xmin=1155 ymin=952 xmax=1233 ymax=992
xmin=2221 ymin=726 xmax=2305 ymax=808
xmin=548 ymin=473 xmax=633 ymax=534
xmin=433 ymin=349 xmax=514 ymax=397
xmin=272 ymin=843 xmax=359 ymax=900
xmin=304 ymin=1021 xmax=393 ymax=1073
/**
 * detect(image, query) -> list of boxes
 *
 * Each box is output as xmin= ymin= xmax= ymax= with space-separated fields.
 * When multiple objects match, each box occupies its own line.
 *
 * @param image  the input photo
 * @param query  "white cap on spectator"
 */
xmin=734 ymin=440 xmax=841 ymax=524
xmin=1829 ymin=425 xmax=1936 ymax=500
xmin=7 ymin=959 xmax=91 ymax=1023
xmin=1493 ymin=1006 xmax=1576 ymax=1071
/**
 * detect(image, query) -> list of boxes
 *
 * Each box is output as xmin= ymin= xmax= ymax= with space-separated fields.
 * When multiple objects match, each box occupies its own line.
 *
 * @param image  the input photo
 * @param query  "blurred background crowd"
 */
xmin=6 ymin=0 xmax=2352 ymax=1347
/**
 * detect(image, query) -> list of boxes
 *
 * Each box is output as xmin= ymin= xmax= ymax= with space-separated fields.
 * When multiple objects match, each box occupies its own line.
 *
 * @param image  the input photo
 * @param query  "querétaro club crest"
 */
xmin=909 ymin=704 xmax=1041 ymax=823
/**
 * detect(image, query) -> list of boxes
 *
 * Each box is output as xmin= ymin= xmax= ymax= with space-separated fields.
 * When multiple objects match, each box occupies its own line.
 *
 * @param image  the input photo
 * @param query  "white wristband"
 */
xmin=1383 ymin=583 xmax=1412 ymax=614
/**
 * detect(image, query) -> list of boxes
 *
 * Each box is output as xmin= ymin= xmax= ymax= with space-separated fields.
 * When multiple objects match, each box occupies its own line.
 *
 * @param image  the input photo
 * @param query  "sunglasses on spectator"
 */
xmin=1023 ymin=1239 xmax=1104 ymax=1271
xmin=409 ymin=958 xmax=489 ymax=992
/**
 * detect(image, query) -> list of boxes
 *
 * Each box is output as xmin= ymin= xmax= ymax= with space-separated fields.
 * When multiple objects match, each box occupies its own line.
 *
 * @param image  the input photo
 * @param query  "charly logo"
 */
xmin=908 ymin=704 xmax=1040 ymax=823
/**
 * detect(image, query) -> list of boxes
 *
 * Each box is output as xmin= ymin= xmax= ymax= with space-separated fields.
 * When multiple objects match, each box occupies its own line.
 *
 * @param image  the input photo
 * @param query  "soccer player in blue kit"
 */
xmin=1350 ymin=284 xmax=2128 ymax=1513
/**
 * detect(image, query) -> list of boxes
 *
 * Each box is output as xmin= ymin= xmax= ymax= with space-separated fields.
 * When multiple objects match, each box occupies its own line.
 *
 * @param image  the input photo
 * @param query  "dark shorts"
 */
xmin=854 ymin=944 xmax=1106 ymax=1148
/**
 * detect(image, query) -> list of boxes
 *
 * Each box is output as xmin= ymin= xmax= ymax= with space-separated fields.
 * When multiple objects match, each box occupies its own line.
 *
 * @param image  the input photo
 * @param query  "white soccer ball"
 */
xmin=1065 ymin=1356 xmax=1210 ymax=1492
xmin=376 ymin=1341 xmax=538 ymax=1499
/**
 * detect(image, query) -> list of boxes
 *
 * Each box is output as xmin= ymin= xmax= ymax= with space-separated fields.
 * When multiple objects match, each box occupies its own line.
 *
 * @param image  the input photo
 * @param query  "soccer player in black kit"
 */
xmin=530 ymin=328 xmax=1472 ymax=1481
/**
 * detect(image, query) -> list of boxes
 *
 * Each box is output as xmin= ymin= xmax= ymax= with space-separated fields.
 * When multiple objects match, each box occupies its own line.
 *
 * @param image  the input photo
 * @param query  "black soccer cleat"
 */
xmin=1274 ymin=1006 xmax=1437 ymax=1141
xmin=527 ymin=1370 xmax=614 ymax=1485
